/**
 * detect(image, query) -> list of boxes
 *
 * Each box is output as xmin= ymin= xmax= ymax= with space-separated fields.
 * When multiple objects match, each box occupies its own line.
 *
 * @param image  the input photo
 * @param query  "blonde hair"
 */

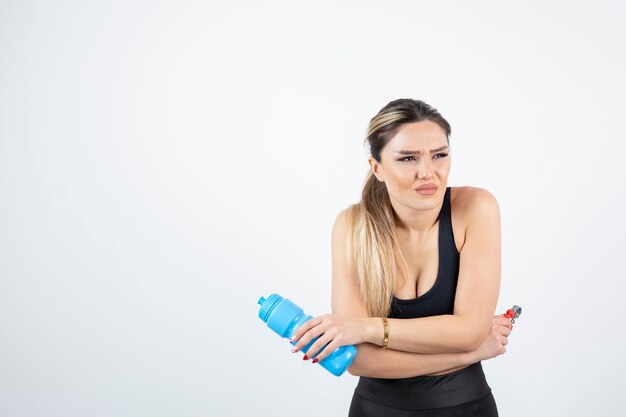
xmin=347 ymin=99 xmax=451 ymax=317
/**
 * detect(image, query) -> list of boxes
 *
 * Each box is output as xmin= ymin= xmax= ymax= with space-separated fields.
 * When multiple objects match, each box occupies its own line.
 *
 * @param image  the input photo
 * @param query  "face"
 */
xmin=368 ymin=120 xmax=451 ymax=212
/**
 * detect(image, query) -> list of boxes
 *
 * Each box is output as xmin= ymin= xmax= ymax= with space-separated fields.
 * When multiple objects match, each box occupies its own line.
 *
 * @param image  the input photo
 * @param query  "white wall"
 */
xmin=1 ymin=1 xmax=624 ymax=416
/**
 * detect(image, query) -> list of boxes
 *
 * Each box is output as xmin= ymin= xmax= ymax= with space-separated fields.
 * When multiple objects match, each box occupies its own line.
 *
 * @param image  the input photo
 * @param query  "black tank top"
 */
xmin=353 ymin=186 xmax=492 ymax=410
xmin=389 ymin=185 xmax=460 ymax=319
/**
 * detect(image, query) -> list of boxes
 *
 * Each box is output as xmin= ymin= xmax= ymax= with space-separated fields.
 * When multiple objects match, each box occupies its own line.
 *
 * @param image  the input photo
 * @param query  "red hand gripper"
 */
xmin=504 ymin=305 xmax=522 ymax=324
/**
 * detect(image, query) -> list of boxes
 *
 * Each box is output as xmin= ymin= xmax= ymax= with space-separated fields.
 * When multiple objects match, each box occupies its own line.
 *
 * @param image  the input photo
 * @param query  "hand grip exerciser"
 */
xmin=257 ymin=293 xmax=358 ymax=376
xmin=504 ymin=305 xmax=522 ymax=324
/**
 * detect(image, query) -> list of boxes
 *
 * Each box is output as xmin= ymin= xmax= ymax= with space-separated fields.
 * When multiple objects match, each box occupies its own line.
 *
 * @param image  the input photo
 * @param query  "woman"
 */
xmin=290 ymin=99 xmax=512 ymax=416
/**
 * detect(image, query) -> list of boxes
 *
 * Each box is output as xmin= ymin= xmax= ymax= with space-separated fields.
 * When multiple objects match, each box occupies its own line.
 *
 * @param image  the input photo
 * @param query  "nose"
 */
xmin=417 ymin=158 xmax=434 ymax=180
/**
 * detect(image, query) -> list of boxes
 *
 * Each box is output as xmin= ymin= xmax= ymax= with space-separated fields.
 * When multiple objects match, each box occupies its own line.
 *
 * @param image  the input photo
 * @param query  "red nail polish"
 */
xmin=312 ymin=358 xmax=319 ymax=364
xmin=303 ymin=355 xmax=309 ymax=360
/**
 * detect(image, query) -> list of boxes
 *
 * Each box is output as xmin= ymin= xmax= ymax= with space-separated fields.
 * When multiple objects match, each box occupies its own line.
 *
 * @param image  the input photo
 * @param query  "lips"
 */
xmin=415 ymin=184 xmax=437 ymax=191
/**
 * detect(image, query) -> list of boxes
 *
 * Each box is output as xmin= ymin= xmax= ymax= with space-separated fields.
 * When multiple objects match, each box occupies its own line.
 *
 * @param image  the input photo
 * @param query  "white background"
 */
xmin=1 ymin=1 xmax=625 ymax=416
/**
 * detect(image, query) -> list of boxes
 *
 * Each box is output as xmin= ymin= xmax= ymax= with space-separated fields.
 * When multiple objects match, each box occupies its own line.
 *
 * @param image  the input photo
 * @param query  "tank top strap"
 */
xmin=439 ymin=186 xmax=459 ymax=256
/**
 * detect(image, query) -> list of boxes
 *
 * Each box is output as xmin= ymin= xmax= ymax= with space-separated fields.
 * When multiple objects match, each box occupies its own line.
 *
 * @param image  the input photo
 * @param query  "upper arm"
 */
xmin=453 ymin=187 xmax=502 ymax=348
xmin=330 ymin=208 xmax=369 ymax=317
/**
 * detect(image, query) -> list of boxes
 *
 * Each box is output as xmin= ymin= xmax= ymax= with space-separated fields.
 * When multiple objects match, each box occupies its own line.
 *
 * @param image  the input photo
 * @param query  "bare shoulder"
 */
xmin=450 ymin=186 xmax=500 ymax=251
xmin=331 ymin=205 xmax=367 ymax=316
xmin=451 ymin=186 xmax=500 ymax=219
xmin=332 ymin=206 xmax=356 ymax=239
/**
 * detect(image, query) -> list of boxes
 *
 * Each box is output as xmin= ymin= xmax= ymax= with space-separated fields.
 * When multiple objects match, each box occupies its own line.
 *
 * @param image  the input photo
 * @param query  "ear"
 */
xmin=368 ymin=156 xmax=384 ymax=182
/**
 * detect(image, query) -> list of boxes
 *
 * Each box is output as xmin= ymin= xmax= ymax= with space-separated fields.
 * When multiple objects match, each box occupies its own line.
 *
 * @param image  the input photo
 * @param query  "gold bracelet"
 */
xmin=381 ymin=317 xmax=389 ymax=349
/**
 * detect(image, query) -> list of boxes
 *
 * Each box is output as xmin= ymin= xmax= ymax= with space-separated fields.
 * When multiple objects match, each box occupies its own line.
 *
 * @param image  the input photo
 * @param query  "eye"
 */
xmin=433 ymin=153 xmax=449 ymax=159
xmin=398 ymin=156 xmax=416 ymax=162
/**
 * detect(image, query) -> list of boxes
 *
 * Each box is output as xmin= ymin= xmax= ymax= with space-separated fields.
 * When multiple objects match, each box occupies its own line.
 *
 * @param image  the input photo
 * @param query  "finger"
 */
xmin=494 ymin=316 xmax=513 ymax=330
xmin=304 ymin=332 xmax=334 ymax=361
xmin=291 ymin=315 xmax=325 ymax=343
xmin=290 ymin=316 xmax=322 ymax=343
xmin=493 ymin=316 xmax=512 ymax=326
xmin=498 ymin=335 xmax=509 ymax=346
xmin=295 ymin=321 xmax=328 ymax=353
xmin=312 ymin=339 xmax=341 ymax=364
xmin=491 ymin=321 xmax=510 ymax=336
xmin=494 ymin=325 xmax=511 ymax=337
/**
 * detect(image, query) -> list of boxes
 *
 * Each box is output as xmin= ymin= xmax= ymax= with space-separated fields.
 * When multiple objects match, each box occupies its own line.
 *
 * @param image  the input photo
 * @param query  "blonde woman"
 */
xmin=290 ymin=99 xmax=512 ymax=416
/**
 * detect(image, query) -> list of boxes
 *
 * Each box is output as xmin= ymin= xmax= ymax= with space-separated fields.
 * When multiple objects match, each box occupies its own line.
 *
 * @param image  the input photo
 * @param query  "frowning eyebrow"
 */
xmin=394 ymin=145 xmax=449 ymax=155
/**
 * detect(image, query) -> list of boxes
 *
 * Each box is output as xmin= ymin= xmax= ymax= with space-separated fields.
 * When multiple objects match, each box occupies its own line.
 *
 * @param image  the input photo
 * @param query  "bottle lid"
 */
xmin=257 ymin=293 xmax=282 ymax=322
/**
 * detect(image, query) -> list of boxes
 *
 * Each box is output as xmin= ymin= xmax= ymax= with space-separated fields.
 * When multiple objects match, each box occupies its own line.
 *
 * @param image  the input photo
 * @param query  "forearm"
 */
xmin=361 ymin=315 xmax=489 ymax=354
xmin=348 ymin=342 xmax=476 ymax=379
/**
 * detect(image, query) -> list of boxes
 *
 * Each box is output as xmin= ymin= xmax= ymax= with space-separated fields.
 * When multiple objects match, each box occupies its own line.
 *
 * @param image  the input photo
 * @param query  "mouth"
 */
xmin=415 ymin=184 xmax=438 ymax=195
xmin=415 ymin=184 xmax=437 ymax=191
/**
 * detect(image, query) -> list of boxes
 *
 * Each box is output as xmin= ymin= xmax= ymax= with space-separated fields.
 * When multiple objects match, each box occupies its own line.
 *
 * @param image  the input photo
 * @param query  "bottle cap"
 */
xmin=257 ymin=294 xmax=283 ymax=322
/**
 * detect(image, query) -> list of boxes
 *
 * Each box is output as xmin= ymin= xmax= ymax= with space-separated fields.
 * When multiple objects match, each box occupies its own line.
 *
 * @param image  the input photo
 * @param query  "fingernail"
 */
xmin=312 ymin=358 xmax=319 ymax=364
xmin=291 ymin=348 xmax=299 ymax=353
xmin=303 ymin=355 xmax=309 ymax=361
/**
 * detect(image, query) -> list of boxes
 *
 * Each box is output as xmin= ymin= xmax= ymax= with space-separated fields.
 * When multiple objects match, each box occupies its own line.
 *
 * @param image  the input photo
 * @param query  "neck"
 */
xmin=390 ymin=196 xmax=443 ymax=236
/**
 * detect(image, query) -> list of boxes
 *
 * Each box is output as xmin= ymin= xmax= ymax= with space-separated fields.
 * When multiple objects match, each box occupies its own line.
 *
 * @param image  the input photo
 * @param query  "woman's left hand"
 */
xmin=290 ymin=314 xmax=369 ymax=363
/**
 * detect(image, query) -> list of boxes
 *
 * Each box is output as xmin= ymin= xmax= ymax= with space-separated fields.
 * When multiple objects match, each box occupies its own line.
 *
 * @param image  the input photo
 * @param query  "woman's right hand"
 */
xmin=470 ymin=315 xmax=512 ymax=362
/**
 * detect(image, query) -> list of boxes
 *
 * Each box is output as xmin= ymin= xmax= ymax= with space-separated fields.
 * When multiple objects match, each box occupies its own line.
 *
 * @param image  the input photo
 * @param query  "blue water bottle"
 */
xmin=257 ymin=293 xmax=358 ymax=376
